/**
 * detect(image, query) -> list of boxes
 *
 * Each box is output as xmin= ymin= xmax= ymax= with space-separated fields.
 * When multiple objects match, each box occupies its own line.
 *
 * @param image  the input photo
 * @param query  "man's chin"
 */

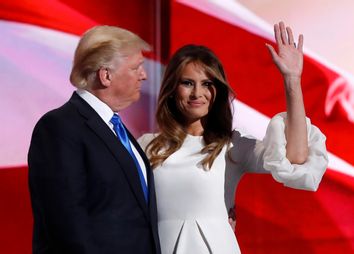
xmin=134 ymin=93 xmax=141 ymax=101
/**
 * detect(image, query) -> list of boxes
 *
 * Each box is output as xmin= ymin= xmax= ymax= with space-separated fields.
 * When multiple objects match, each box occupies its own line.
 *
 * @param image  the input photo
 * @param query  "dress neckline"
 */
xmin=185 ymin=133 xmax=204 ymax=143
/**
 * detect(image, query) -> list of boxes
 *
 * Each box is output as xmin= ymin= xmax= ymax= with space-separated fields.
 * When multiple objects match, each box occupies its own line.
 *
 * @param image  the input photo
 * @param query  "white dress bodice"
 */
xmin=138 ymin=113 xmax=328 ymax=254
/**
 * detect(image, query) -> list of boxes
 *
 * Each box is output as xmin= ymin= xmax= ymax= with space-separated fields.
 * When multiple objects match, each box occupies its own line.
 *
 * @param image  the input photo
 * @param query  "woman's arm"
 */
xmin=266 ymin=21 xmax=308 ymax=164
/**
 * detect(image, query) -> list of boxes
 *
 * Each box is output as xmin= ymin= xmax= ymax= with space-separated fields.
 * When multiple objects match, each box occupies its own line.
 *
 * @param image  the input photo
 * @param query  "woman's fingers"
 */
xmin=276 ymin=21 xmax=298 ymax=48
xmin=274 ymin=23 xmax=282 ymax=46
xmin=298 ymin=34 xmax=304 ymax=52
xmin=265 ymin=43 xmax=278 ymax=61
xmin=286 ymin=26 xmax=295 ymax=45
xmin=279 ymin=21 xmax=288 ymax=45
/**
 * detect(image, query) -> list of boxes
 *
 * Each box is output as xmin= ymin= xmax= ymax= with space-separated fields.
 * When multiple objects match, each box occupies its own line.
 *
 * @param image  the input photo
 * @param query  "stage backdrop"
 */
xmin=0 ymin=0 xmax=353 ymax=253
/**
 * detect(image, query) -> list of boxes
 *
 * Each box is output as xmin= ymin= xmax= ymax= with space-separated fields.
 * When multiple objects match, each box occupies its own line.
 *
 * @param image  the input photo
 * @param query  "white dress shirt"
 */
xmin=76 ymin=89 xmax=148 ymax=185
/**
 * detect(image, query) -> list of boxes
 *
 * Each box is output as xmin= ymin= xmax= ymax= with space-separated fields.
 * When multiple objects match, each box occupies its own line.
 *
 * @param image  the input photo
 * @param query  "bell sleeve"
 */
xmin=262 ymin=112 xmax=328 ymax=191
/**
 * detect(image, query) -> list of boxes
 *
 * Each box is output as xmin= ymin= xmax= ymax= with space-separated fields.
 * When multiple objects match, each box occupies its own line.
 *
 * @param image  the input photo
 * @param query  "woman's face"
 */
xmin=174 ymin=62 xmax=216 ymax=124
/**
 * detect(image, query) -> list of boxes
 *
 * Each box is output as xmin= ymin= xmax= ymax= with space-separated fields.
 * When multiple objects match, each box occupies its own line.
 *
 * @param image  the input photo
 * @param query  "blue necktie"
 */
xmin=110 ymin=114 xmax=148 ymax=203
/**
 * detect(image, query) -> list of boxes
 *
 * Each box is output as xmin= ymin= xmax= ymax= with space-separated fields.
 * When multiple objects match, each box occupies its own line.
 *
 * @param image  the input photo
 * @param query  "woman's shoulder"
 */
xmin=137 ymin=133 xmax=159 ymax=149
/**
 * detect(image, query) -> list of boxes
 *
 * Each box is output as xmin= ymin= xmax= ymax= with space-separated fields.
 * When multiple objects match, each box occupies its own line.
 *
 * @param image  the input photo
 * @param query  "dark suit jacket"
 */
xmin=28 ymin=92 xmax=161 ymax=254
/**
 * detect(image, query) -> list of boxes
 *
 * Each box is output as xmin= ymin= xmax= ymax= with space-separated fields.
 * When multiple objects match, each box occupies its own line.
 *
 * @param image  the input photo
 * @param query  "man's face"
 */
xmin=108 ymin=51 xmax=147 ymax=111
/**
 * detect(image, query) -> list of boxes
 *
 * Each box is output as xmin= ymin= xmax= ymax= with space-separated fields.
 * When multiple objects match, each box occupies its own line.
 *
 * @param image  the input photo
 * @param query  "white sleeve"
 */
xmin=228 ymin=130 xmax=267 ymax=174
xmin=137 ymin=133 xmax=156 ymax=151
xmin=262 ymin=112 xmax=328 ymax=191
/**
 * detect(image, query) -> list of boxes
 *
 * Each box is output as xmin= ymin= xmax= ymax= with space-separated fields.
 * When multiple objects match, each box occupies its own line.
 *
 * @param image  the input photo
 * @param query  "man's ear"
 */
xmin=98 ymin=68 xmax=111 ymax=87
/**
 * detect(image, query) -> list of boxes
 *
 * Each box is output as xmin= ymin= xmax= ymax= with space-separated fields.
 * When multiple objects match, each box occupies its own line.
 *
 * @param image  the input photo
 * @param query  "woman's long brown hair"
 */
xmin=146 ymin=45 xmax=235 ymax=170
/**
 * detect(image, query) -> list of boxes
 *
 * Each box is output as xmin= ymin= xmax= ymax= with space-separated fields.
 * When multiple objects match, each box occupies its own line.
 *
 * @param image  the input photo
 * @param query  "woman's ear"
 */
xmin=98 ymin=68 xmax=111 ymax=87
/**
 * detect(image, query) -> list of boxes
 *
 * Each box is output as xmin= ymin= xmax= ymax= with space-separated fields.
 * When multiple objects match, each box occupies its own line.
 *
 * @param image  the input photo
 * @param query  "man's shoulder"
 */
xmin=38 ymin=100 xmax=75 ymax=122
xmin=33 ymin=96 xmax=84 ymax=135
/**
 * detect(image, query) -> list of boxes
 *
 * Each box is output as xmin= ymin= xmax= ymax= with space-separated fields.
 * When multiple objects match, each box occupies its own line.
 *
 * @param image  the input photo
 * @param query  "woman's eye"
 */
xmin=180 ymin=80 xmax=193 ymax=86
xmin=203 ymin=81 xmax=214 ymax=87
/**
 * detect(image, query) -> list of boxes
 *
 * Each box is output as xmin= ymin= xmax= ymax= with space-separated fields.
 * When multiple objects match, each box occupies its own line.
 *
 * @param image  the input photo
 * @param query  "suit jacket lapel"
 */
xmin=127 ymin=128 xmax=159 ymax=247
xmin=127 ymin=129 xmax=158 ymax=224
xmin=126 ymin=130 xmax=152 ymax=184
xmin=124 ymin=123 xmax=158 ymax=210
xmin=69 ymin=93 xmax=149 ymax=219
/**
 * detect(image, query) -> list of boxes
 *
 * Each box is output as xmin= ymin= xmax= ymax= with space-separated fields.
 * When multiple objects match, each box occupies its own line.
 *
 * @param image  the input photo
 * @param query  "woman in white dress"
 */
xmin=138 ymin=22 xmax=328 ymax=254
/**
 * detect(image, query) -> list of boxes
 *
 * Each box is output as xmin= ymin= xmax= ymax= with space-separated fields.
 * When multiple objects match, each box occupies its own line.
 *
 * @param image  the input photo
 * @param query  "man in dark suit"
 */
xmin=28 ymin=25 xmax=161 ymax=254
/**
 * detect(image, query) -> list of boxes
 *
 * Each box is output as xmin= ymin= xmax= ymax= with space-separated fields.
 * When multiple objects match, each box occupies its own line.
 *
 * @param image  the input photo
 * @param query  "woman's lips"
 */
xmin=188 ymin=101 xmax=204 ymax=107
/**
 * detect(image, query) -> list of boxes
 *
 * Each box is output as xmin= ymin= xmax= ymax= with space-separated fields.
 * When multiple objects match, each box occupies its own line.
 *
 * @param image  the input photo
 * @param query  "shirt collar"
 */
xmin=76 ymin=89 xmax=115 ymax=124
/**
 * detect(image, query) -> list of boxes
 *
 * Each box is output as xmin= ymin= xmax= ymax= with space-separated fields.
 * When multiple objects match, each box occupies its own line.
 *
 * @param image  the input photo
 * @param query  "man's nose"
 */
xmin=140 ymin=66 xmax=147 ymax=80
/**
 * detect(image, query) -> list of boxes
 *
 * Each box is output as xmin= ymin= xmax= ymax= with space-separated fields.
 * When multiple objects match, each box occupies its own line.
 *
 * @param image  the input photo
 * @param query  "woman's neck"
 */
xmin=184 ymin=120 xmax=204 ymax=136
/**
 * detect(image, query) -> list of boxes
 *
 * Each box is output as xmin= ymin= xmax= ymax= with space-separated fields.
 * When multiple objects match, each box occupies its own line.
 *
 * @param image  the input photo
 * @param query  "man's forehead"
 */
xmin=113 ymin=51 xmax=144 ymax=68
xmin=120 ymin=50 xmax=144 ymax=59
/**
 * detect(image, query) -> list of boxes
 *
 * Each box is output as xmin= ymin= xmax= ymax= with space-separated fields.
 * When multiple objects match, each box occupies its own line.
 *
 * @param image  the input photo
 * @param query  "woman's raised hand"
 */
xmin=266 ymin=21 xmax=304 ymax=80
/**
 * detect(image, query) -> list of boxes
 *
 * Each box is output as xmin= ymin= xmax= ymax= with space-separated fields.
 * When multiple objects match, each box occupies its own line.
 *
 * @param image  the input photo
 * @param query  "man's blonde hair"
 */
xmin=70 ymin=25 xmax=150 ymax=89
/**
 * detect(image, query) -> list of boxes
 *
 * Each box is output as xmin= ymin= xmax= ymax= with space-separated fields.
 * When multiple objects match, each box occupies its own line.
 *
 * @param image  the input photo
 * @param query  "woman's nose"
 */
xmin=191 ymin=84 xmax=202 ymax=98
